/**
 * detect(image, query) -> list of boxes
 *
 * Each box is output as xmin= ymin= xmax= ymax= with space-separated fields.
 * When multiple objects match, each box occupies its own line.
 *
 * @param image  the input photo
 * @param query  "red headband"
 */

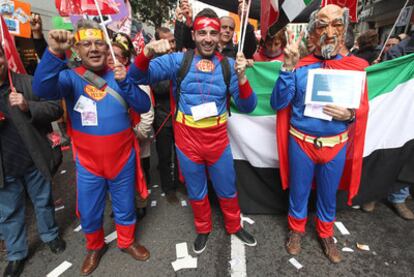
xmin=193 ymin=17 xmax=221 ymax=32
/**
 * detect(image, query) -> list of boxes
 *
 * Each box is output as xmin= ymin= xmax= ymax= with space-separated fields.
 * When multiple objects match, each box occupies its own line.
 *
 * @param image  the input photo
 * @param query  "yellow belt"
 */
xmin=176 ymin=111 xmax=228 ymax=128
xmin=289 ymin=126 xmax=348 ymax=148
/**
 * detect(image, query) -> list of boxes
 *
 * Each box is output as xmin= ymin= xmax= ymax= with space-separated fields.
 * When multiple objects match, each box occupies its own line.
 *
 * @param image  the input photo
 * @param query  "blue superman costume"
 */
xmin=271 ymin=54 xmax=369 ymax=238
xmin=32 ymin=49 xmax=151 ymax=250
xmin=130 ymin=50 xmax=257 ymax=234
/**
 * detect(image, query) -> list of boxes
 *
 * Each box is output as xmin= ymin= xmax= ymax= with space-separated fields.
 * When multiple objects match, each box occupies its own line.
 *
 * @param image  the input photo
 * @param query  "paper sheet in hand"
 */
xmin=304 ymin=104 xmax=332 ymax=121
xmin=305 ymin=69 xmax=366 ymax=108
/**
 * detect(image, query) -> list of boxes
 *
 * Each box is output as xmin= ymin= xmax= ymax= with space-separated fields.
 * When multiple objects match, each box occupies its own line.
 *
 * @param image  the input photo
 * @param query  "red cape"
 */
xmin=276 ymin=54 xmax=369 ymax=205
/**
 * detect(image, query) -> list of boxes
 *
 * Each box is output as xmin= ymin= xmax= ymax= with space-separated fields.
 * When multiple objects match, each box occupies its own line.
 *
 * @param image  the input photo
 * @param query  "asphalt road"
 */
xmin=1 ymin=148 xmax=413 ymax=277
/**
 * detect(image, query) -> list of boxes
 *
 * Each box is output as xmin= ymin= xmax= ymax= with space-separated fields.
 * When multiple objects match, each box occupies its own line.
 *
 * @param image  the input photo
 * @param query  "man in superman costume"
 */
xmin=130 ymin=8 xmax=258 ymax=253
xmin=271 ymin=5 xmax=369 ymax=263
xmin=32 ymin=20 xmax=151 ymax=275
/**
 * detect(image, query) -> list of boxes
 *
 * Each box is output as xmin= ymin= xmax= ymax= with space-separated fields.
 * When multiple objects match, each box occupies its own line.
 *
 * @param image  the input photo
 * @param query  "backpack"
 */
xmin=174 ymin=49 xmax=232 ymax=118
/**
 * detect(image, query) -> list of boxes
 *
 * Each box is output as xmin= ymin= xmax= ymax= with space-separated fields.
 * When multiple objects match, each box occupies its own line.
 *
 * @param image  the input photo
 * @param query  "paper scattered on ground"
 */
xmin=241 ymin=216 xmax=255 ymax=225
xmin=54 ymin=206 xmax=65 ymax=212
xmin=161 ymin=193 xmax=166 ymax=197
xmin=351 ymin=205 xmax=360 ymax=209
xmin=60 ymin=170 xmax=67 ymax=175
xmin=148 ymin=189 xmax=151 ymax=194
xmin=342 ymin=247 xmax=354 ymax=252
xmin=104 ymin=231 xmax=117 ymax=243
xmin=181 ymin=200 xmax=187 ymax=207
xmin=46 ymin=261 xmax=72 ymax=277
xmin=289 ymin=257 xmax=303 ymax=270
xmin=151 ymin=200 xmax=157 ymax=207
xmin=152 ymin=185 xmax=159 ymax=188
xmin=356 ymin=243 xmax=370 ymax=251
xmin=334 ymin=221 xmax=350 ymax=235
xmin=171 ymin=242 xmax=197 ymax=271
xmin=73 ymin=225 xmax=82 ymax=232
xmin=333 ymin=237 xmax=338 ymax=244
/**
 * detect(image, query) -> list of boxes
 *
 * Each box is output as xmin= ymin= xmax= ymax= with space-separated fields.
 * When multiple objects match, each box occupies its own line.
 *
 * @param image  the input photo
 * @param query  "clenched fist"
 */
xmin=48 ymin=29 xmax=74 ymax=56
xmin=113 ymin=62 xmax=127 ymax=81
xmin=143 ymin=39 xmax=171 ymax=58
xmin=9 ymin=89 xmax=28 ymax=112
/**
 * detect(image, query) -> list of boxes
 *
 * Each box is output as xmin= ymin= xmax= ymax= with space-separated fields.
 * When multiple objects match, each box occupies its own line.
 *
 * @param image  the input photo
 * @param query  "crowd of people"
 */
xmin=0 ymin=1 xmax=413 ymax=276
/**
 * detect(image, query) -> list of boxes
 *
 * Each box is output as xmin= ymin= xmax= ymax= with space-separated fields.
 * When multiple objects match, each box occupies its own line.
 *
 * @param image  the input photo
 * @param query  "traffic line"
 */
xmin=230 ymin=234 xmax=246 ymax=276
xmin=46 ymin=261 xmax=72 ymax=277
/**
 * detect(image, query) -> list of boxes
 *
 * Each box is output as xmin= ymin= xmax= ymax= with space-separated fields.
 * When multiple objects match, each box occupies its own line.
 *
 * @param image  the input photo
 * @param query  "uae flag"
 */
xmin=228 ymin=54 xmax=414 ymax=214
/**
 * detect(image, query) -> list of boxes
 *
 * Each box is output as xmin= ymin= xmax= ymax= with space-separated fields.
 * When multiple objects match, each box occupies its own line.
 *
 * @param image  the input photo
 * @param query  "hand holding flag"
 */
xmin=9 ymin=89 xmax=28 ymax=112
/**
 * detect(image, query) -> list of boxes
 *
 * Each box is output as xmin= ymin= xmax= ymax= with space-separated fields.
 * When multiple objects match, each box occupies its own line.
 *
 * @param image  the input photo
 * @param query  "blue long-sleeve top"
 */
xmin=270 ymin=55 xmax=349 ymax=137
xmin=32 ymin=49 xmax=151 ymax=136
xmin=129 ymin=52 xmax=257 ymax=116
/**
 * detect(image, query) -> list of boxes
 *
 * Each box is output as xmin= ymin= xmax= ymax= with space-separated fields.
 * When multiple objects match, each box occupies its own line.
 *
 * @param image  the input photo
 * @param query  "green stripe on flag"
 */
xmin=366 ymin=53 xmax=414 ymax=100
xmin=231 ymin=62 xmax=281 ymax=116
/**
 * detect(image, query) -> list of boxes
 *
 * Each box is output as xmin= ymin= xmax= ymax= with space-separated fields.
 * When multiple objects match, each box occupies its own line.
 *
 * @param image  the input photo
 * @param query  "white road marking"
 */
xmin=46 ymin=261 xmax=72 ymax=277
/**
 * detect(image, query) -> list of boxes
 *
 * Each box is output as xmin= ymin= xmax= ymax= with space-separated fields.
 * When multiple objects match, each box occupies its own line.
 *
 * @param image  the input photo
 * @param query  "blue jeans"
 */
xmin=0 ymin=167 xmax=59 ymax=261
xmin=388 ymin=186 xmax=411 ymax=204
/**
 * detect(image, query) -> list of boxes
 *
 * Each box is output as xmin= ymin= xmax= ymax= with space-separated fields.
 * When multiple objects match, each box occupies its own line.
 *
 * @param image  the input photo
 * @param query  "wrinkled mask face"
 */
xmin=312 ymin=5 xmax=345 ymax=59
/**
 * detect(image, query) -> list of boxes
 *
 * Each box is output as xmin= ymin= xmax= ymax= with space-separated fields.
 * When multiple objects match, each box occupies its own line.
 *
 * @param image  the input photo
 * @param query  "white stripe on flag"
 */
xmin=282 ymin=0 xmax=308 ymax=21
xmin=228 ymin=113 xmax=278 ymax=168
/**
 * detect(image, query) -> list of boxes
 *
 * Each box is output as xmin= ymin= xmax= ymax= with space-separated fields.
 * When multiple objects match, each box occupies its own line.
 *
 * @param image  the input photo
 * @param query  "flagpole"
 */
xmin=93 ymin=0 xmax=117 ymax=63
xmin=240 ymin=0 xmax=251 ymax=54
xmin=377 ymin=0 xmax=410 ymax=60
xmin=238 ymin=0 xmax=246 ymax=52
xmin=0 ymin=16 xmax=15 ymax=91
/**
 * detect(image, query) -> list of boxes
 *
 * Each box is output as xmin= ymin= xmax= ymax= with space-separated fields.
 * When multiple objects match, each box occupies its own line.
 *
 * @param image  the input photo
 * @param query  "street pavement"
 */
xmin=1 ymin=148 xmax=413 ymax=276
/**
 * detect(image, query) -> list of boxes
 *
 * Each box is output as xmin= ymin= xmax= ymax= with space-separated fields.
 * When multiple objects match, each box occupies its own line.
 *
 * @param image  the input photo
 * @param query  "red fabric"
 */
xmin=292 ymin=134 xmax=347 ymax=164
xmin=260 ymin=0 xmax=279 ymax=38
xmin=253 ymin=48 xmax=284 ymax=62
xmin=288 ymin=214 xmax=307 ymax=233
xmin=129 ymin=109 xmax=141 ymax=127
xmin=85 ymin=228 xmax=105 ymax=250
xmin=193 ymin=17 xmax=220 ymax=32
xmin=189 ymin=196 xmax=212 ymax=234
xmin=218 ymin=197 xmax=242 ymax=234
xmin=315 ymin=217 xmax=334 ymax=238
xmin=277 ymin=54 xmax=369 ymax=205
xmin=174 ymin=121 xmax=228 ymax=166
xmin=55 ymin=0 xmax=119 ymax=17
xmin=134 ymin=51 xmax=151 ymax=71
xmin=71 ymin=128 xmax=148 ymax=199
xmin=116 ymin=224 xmax=136 ymax=248
xmin=0 ymin=16 xmax=26 ymax=75
xmin=321 ymin=0 xmax=358 ymax=23
xmin=238 ymin=80 xmax=253 ymax=99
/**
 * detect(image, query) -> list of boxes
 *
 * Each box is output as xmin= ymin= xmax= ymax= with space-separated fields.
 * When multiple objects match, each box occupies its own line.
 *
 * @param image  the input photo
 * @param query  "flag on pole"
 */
xmin=55 ymin=0 xmax=119 ymax=17
xmin=321 ymin=0 xmax=358 ymax=22
xmin=260 ymin=0 xmax=279 ymax=38
xmin=281 ymin=0 xmax=313 ymax=22
xmin=0 ymin=16 xmax=26 ymax=74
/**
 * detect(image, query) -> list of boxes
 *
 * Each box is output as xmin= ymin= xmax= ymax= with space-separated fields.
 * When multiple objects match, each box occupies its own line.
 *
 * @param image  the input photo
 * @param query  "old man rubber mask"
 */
xmin=308 ymin=5 xmax=348 ymax=59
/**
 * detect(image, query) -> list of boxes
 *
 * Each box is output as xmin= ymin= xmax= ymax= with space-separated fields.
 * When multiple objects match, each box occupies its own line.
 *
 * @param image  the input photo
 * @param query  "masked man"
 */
xmin=130 ymin=8 xmax=257 ymax=254
xmin=271 ymin=5 xmax=369 ymax=263
xmin=32 ymin=19 xmax=151 ymax=275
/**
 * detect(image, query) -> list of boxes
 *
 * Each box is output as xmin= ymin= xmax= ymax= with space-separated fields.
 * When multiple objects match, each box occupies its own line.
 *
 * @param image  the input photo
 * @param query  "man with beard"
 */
xmin=32 ymin=19 xmax=151 ymax=275
xmin=130 ymin=8 xmax=258 ymax=254
xmin=271 ymin=5 xmax=369 ymax=263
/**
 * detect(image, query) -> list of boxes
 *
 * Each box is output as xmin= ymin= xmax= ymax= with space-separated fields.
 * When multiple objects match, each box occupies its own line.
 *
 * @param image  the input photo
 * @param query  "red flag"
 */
xmin=0 ymin=16 xmax=26 ymax=74
xmin=321 ymin=0 xmax=358 ymax=22
xmin=260 ymin=0 xmax=279 ymax=38
xmin=55 ymin=0 xmax=119 ymax=17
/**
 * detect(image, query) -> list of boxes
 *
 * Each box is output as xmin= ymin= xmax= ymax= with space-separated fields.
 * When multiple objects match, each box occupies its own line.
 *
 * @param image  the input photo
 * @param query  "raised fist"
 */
xmin=47 ymin=29 xmax=74 ymax=56
xmin=30 ymin=13 xmax=43 ymax=39
xmin=143 ymin=39 xmax=171 ymax=58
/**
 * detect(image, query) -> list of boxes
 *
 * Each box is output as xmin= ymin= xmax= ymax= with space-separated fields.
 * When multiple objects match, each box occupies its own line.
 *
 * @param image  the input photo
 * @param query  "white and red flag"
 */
xmin=260 ymin=0 xmax=279 ymax=38
xmin=321 ymin=0 xmax=358 ymax=22
xmin=55 ymin=0 xmax=119 ymax=17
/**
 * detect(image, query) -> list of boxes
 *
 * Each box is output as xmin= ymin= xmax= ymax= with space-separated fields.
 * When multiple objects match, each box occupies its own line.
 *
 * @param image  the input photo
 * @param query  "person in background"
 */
xmin=0 ymin=45 xmax=66 ymax=277
xmin=253 ymin=28 xmax=287 ymax=62
xmin=354 ymin=29 xmax=380 ymax=64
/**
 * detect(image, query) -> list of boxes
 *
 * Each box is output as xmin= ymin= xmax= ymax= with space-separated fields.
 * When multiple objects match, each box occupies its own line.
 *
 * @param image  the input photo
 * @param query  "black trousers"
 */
xmin=154 ymin=123 xmax=179 ymax=193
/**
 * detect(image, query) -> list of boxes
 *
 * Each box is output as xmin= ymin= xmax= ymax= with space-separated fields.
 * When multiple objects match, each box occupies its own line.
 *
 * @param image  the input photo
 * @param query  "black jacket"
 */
xmin=0 ymin=72 xmax=63 ymax=188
